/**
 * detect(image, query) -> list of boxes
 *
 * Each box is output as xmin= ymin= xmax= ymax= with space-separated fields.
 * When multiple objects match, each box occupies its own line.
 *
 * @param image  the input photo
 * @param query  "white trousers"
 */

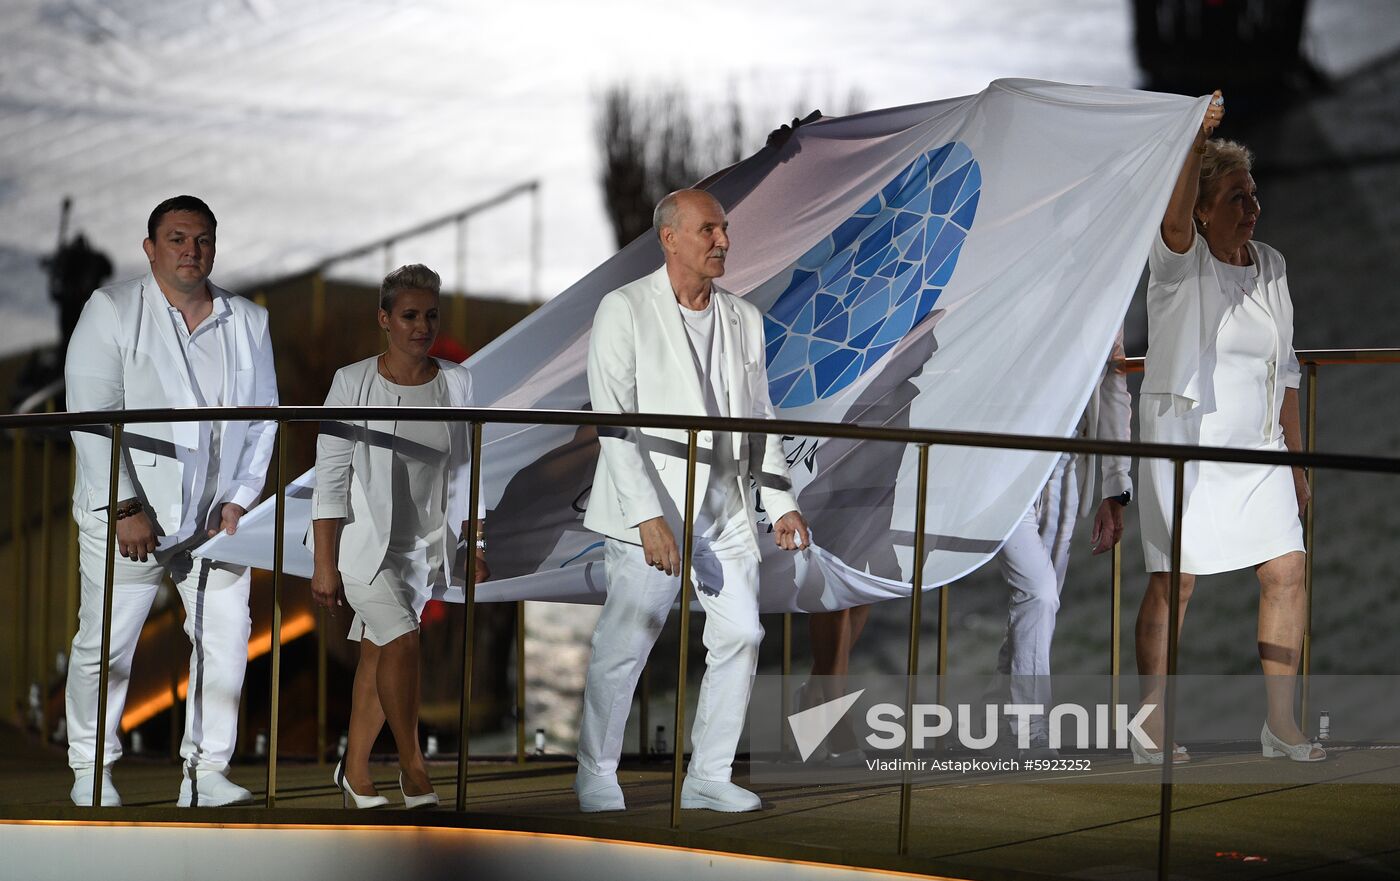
xmin=577 ymin=537 xmax=762 ymax=783
xmin=66 ymin=509 xmax=251 ymax=773
xmin=994 ymin=453 xmax=1078 ymax=735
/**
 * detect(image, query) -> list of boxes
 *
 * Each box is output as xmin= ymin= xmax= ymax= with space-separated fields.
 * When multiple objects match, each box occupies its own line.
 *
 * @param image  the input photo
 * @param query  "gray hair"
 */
xmin=652 ymin=190 xmax=684 ymax=239
xmin=1196 ymin=138 xmax=1254 ymax=211
xmin=379 ymin=263 xmax=441 ymax=312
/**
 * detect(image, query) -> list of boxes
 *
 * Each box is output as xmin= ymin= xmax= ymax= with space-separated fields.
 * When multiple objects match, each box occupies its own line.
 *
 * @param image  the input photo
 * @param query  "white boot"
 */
xmin=178 ymin=767 xmax=253 ymax=807
xmin=680 ymin=776 xmax=761 ymax=812
xmin=71 ymin=768 xmax=121 ymax=807
xmin=574 ymin=770 xmax=625 ymax=813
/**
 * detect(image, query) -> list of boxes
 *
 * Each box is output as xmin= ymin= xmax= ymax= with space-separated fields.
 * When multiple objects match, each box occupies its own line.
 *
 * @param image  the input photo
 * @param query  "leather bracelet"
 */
xmin=114 ymin=499 xmax=144 ymax=520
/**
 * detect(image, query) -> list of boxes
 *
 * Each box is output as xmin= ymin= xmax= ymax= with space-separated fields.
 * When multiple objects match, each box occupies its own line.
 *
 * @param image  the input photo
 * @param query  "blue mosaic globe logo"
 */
xmin=762 ymin=142 xmax=981 ymax=409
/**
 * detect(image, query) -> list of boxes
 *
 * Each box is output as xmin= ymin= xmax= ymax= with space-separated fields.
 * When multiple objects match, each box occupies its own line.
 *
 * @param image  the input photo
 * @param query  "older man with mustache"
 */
xmin=576 ymin=188 xmax=810 ymax=813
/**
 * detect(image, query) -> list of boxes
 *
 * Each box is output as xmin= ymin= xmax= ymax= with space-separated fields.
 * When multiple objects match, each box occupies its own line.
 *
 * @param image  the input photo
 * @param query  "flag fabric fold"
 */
xmin=203 ymin=79 xmax=1207 ymax=613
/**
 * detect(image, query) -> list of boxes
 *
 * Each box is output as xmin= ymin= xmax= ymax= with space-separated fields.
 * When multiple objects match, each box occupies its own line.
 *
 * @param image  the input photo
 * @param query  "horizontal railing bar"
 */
xmin=3 ymin=405 xmax=1399 ymax=475
xmin=312 ymin=182 xmax=538 ymax=271
xmin=1120 ymin=347 xmax=1400 ymax=371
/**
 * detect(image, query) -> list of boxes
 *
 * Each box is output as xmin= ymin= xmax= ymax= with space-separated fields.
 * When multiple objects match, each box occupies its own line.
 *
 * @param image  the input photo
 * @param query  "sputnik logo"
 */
xmin=787 ymin=689 xmax=865 ymax=761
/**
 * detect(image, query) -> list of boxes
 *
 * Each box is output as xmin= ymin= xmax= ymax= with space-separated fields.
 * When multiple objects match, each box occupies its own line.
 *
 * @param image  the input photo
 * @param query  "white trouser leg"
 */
xmin=171 ymin=553 xmax=251 ymax=773
xmin=686 ymin=542 xmax=762 ymax=782
xmin=576 ymin=539 xmax=678 ymax=778
xmin=995 ymin=454 xmax=1078 ymax=737
xmin=66 ymin=513 xmax=165 ymax=771
xmin=577 ymin=538 xmax=762 ymax=782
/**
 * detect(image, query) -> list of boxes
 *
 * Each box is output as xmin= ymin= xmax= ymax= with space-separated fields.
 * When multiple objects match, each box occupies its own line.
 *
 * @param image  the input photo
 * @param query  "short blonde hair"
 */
xmin=379 ymin=263 xmax=441 ymax=312
xmin=1196 ymin=139 xmax=1254 ymax=213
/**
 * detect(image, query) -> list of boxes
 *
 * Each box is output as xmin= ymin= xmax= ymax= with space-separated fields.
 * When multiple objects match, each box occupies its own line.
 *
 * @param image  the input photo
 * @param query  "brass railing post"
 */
xmin=897 ymin=443 xmax=931 ymax=855
xmin=37 ymin=417 xmax=56 ymax=734
xmin=1156 ymin=457 xmax=1186 ymax=881
xmin=317 ymin=610 xmax=328 ymax=764
xmin=455 ymin=421 xmax=484 ymax=810
xmin=515 ymin=600 xmax=527 ymax=764
xmin=668 ymin=428 xmax=700 ymax=830
xmin=168 ymin=601 xmax=181 ymax=761
xmin=1300 ymin=363 xmax=1318 ymax=732
xmin=638 ymin=665 xmax=651 ymax=758
xmin=11 ymin=427 xmax=28 ymax=715
xmin=780 ymin=611 xmax=792 ymax=752
xmin=265 ymin=423 xmax=287 ymax=807
xmin=1109 ymin=540 xmax=1122 ymax=740
xmin=91 ymin=422 xmax=122 ymax=807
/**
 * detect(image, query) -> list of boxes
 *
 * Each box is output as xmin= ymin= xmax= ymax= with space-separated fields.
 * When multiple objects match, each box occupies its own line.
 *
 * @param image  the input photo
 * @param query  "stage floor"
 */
xmin=3 ymin=724 xmax=1398 ymax=881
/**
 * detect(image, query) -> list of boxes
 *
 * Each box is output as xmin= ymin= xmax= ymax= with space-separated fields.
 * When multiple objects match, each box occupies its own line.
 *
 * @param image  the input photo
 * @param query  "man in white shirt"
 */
xmin=578 ymin=189 xmax=810 ymax=813
xmin=64 ymin=196 xmax=278 ymax=807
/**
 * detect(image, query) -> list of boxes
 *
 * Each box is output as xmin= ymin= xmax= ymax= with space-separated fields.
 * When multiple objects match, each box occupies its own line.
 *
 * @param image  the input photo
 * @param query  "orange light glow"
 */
xmin=120 ymin=610 xmax=316 ymax=731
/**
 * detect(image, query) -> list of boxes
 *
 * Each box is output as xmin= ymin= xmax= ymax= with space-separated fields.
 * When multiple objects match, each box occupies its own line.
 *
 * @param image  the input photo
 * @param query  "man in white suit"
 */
xmin=577 ymin=189 xmax=810 ymax=813
xmin=994 ymin=330 xmax=1131 ymax=755
xmin=64 ymin=196 xmax=278 ymax=806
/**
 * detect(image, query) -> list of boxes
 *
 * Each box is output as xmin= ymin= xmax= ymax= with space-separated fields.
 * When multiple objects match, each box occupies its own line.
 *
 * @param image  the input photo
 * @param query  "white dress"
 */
xmin=343 ymin=372 xmax=452 ymax=645
xmin=1140 ymin=237 xmax=1305 ymax=575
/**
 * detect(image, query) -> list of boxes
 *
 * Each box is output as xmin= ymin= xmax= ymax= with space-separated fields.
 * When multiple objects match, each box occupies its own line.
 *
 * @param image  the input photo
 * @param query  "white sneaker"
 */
xmin=70 ymin=769 xmax=121 ymax=807
xmin=178 ymin=768 xmax=253 ymax=807
xmin=573 ymin=770 xmax=625 ymax=813
xmin=680 ymin=776 xmax=761 ymax=812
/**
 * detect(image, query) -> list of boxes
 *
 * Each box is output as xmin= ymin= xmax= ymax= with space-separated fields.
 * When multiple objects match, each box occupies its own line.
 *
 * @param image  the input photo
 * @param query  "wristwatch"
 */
xmin=1108 ymin=490 xmax=1132 ymax=507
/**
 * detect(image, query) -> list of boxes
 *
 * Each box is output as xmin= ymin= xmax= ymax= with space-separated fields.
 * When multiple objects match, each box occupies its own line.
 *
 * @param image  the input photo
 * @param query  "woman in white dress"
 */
xmin=310 ymin=264 xmax=490 ymax=807
xmin=1135 ymin=93 xmax=1323 ymax=764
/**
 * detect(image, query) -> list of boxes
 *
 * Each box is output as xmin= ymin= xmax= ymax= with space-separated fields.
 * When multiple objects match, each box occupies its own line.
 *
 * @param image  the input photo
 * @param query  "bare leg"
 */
xmin=344 ymin=640 xmax=386 ymax=795
xmin=376 ymin=629 xmax=432 ymax=795
xmin=1135 ymin=571 xmax=1195 ymax=751
xmin=1256 ymin=551 xmax=1318 ymax=755
xmin=807 ymin=606 xmax=872 ymax=751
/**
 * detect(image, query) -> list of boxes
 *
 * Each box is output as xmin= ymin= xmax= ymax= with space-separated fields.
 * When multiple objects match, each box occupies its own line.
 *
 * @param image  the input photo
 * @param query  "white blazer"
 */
xmin=1143 ymin=231 xmax=1300 ymax=410
xmin=585 ymin=266 xmax=800 ymax=551
xmin=65 ymin=273 xmax=279 ymax=547
xmin=1076 ymin=329 xmax=1133 ymax=519
xmin=308 ymin=356 xmax=478 ymax=587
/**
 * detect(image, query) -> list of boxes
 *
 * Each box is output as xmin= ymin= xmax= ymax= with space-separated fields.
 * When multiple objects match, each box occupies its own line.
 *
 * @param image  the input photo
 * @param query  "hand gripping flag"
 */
xmin=204 ymin=79 xmax=1209 ymax=612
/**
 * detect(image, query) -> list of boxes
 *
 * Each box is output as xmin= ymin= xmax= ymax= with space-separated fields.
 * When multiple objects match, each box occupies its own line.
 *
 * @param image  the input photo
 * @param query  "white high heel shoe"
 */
xmin=399 ymin=772 xmax=439 ymax=809
xmin=1261 ymin=723 xmax=1325 ymax=762
xmin=1130 ymin=737 xmax=1190 ymax=765
xmin=333 ymin=761 xmax=389 ymax=809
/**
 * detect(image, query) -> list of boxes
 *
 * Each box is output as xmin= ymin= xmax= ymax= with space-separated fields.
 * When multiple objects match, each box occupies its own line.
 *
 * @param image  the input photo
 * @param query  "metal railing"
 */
xmin=3 ymin=347 xmax=1399 ymax=881
xmin=245 ymin=180 xmax=542 ymax=341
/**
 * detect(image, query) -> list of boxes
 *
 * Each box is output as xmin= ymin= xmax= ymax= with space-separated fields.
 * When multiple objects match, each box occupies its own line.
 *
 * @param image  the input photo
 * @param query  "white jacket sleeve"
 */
xmin=223 ymin=314 xmax=279 ymax=511
xmin=588 ymin=292 xmax=664 ymax=528
xmin=1097 ymin=331 xmax=1132 ymax=499
xmin=64 ymin=292 xmax=137 ymax=507
xmin=311 ymin=370 xmax=354 ymax=520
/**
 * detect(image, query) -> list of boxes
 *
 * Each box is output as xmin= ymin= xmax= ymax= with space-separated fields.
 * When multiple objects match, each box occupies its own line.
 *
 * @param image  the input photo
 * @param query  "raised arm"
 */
xmin=1161 ymin=90 xmax=1224 ymax=255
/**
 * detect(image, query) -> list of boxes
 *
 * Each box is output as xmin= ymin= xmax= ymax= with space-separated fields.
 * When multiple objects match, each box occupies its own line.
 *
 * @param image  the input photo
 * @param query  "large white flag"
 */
xmin=205 ymin=79 xmax=1206 ymax=612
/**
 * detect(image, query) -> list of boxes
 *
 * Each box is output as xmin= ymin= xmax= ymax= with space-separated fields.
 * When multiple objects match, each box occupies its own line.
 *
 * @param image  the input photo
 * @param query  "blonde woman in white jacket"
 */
xmin=310 ymin=264 xmax=489 ymax=807
xmin=1135 ymin=93 xmax=1322 ymax=765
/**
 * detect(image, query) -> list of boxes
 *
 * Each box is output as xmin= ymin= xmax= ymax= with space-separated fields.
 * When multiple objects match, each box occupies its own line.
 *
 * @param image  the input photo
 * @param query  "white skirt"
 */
xmin=342 ymin=566 xmax=429 ymax=646
xmin=1139 ymin=394 xmax=1305 ymax=575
